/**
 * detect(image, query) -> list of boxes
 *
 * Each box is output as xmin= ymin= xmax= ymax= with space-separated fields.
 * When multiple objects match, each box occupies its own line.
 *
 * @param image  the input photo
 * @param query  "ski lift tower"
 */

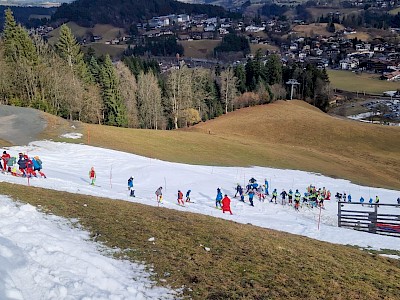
xmin=286 ymin=79 xmax=300 ymax=100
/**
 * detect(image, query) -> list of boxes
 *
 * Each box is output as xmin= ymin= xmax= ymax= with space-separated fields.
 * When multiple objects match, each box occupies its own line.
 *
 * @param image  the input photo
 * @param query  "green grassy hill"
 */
xmin=327 ymin=70 xmax=400 ymax=94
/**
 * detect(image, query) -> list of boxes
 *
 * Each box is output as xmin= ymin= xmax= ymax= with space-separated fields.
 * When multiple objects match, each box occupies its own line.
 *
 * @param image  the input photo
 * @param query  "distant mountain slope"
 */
xmin=52 ymin=0 xmax=226 ymax=28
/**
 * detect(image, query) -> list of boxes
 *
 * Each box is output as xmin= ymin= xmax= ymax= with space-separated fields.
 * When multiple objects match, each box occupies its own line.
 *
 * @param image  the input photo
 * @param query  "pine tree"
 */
xmin=99 ymin=54 xmax=127 ymax=127
xmin=265 ymin=54 xmax=282 ymax=85
xmin=2 ymin=8 xmax=37 ymax=64
xmin=234 ymin=64 xmax=246 ymax=94
xmin=88 ymin=56 xmax=101 ymax=83
xmin=55 ymin=24 xmax=91 ymax=82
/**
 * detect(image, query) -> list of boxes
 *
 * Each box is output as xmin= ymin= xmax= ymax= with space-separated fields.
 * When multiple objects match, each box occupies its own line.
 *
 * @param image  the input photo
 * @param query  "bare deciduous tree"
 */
xmin=137 ymin=71 xmax=163 ymax=129
xmin=115 ymin=62 xmax=139 ymax=128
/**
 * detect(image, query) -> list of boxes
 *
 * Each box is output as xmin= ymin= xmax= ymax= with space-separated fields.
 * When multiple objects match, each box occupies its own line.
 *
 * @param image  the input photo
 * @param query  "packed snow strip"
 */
xmin=0 ymin=196 xmax=176 ymax=300
xmin=60 ymin=132 xmax=83 ymax=139
xmin=1 ymin=140 xmax=400 ymax=254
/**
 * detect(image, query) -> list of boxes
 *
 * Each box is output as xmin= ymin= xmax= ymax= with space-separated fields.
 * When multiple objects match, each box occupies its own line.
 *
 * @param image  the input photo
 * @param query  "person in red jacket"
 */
xmin=222 ymin=194 xmax=233 ymax=215
xmin=177 ymin=190 xmax=184 ymax=206
xmin=89 ymin=167 xmax=96 ymax=185
xmin=25 ymin=155 xmax=37 ymax=178
xmin=2 ymin=151 xmax=11 ymax=171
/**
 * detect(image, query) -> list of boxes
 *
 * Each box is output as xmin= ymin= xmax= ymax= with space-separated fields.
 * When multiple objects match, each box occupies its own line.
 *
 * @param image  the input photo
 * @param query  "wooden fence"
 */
xmin=337 ymin=202 xmax=400 ymax=238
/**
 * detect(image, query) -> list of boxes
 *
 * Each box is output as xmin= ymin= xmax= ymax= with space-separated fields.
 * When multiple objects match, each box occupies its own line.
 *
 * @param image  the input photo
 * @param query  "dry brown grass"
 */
xmin=2 ymin=181 xmax=399 ymax=300
xmin=82 ymin=43 xmax=126 ymax=58
xmin=179 ymin=40 xmax=220 ymax=59
xmin=328 ymin=70 xmax=400 ymax=94
xmin=0 ymin=138 xmax=13 ymax=147
xmin=250 ymin=43 xmax=280 ymax=54
xmin=307 ymin=7 xmax=361 ymax=19
xmin=73 ymin=101 xmax=400 ymax=190
xmin=293 ymin=23 xmax=345 ymax=37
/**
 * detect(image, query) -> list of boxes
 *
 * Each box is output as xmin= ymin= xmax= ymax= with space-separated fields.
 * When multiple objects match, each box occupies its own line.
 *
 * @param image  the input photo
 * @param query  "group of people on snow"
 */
xmin=335 ymin=191 xmax=384 ymax=207
xmin=84 ymin=171 xmax=396 ymax=215
xmin=233 ymin=180 xmax=331 ymax=211
xmin=0 ymin=150 xmax=46 ymax=178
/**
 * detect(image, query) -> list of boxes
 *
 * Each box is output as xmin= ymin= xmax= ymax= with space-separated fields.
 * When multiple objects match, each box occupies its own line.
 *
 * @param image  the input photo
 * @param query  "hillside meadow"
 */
xmin=40 ymin=100 xmax=400 ymax=191
xmin=1 ymin=182 xmax=399 ymax=300
xmin=328 ymin=70 xmax=400 ymax=94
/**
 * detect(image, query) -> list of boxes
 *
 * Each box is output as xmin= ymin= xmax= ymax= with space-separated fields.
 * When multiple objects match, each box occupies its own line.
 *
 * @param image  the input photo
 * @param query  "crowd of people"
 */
xmin=0 ymin=150 xmax=46 ymax=178
xmin=83 ymin=171 xmax=399 ymax=215
xmin=232 ymin=179 xmax=331 ymax=211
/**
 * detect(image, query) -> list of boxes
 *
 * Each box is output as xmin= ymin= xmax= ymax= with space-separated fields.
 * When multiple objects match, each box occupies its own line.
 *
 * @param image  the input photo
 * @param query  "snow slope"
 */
xmin=0 ymin=140 xmax=399 ymax=298
xmin=0 ymin=196 xmax=176 ymax=299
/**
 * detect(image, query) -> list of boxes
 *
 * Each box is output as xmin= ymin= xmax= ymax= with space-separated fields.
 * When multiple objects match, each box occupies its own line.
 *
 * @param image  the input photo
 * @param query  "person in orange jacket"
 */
xmin=222 ymin=194 xmax=233 ymax=215
xmin=177 ymin=190 xmax=184 ymax=206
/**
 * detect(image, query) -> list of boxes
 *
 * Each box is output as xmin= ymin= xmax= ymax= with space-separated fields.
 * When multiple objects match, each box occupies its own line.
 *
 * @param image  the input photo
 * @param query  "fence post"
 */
xmin=337 ymin=201 xmax=342 ymax=227
xmin=368 ymin=206 xmax=377 ymax=234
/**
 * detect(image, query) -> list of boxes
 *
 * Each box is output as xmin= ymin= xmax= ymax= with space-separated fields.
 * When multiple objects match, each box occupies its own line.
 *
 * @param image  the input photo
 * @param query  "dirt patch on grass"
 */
xmin=2 ymin=182 xmax=399 ymax=300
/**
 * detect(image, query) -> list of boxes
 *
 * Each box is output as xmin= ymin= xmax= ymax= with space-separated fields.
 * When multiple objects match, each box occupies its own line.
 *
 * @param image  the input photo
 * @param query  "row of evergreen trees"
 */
xmin=0 ymin=9 xmax=331 ymax=131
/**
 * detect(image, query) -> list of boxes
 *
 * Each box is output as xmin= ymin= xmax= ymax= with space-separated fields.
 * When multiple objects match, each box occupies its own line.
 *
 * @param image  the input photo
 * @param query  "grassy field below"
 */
xmin=179 ymin=40 xmax=220 ymax=59
xmin=292 ymin=23 xmax=345 ymax=37
xmin=327 ymin=69 xmax=400 ymax=94
xmin=2 ymin=182 xmax=399 ymax=300
xmin=43 ymin=101 xmax=400 ymax=191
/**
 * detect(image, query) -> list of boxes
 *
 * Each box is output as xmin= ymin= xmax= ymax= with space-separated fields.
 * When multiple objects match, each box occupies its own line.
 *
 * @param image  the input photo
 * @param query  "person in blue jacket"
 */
xmin=369 ymin=197 xmax=373 ymax=207
xmin=186 ymin=190 xmax=191 ymax=202
xmin=128 ymin=176 xmax=135 ymax=197
xmin=216 ymin=188 xmax=223 ymax=209
xmin=264 ymin=179 xmax=269 ymax=195
xmin=32 ymin=156 xmax=46 ymax=178
xmin=248 ymin=188 xmax=255 ymax=207
xmin=347 ymin=194 xmax=352 ymax=202
xmin=359 ymin=196 xmax=365 ymax=206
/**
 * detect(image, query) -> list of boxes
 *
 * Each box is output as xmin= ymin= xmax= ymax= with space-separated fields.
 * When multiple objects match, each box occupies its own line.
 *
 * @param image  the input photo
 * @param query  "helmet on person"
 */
xmin=296 ymin=189 xmax=299 ymax=192
xmin=131 ymin=176 xmax=134 ymax=179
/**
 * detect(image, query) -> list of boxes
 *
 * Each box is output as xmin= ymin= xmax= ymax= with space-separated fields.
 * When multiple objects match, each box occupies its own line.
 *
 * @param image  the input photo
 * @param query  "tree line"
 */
xmin=0 ymin=9 xmax=331 ymax=131
xmin=52 ymin=0 xmax=228 ymax=29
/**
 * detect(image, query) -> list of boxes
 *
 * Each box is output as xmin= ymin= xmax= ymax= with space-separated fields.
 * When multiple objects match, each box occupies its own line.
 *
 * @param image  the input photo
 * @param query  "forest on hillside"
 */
xmin=0 ymin=9 xmax=330 ymax=131
xmin=0 ymin=6 xmax=55 ymax=30
xmin=52 ymin=0 xmax=227 ymax=28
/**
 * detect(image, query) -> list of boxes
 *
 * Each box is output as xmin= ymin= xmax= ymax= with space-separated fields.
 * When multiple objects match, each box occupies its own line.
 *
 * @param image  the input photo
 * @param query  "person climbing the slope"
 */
xmin=271 ymin=188 xmax=278 ymax=204
xmin=216 ymin=187 xmax=223 ymax=209
xmin=25 ymin=155 xmax=37 ymax=178
xmin=264 ymin=179 xmax=269 ymax=196
xmin=155 ymin=186 xmax=163 ymax=203
xmin=248 ymin=188 xmax=255 ymax=207
xmin=2 ymin=151 xmax=10 ymax=172
xmin=222 ymin=194 xmax=233 ymax=215
xmin=177 ymin=190 xmax=184 ymax=206
xmin=17 ymin=153 xmax=27 ymax=177
xmin=234 ymin=184 xmax=242 ymax=198
xmin=89 ymin=167 xmax=96 ymax=185
xmin=294 ymin=189 xmax=301 ymax=211
xmin=186 ymin=190 xmax=191 ymax=202
xmin=288 ymin=189 xmax=293 ymax=205
xmin=32 ymin=156 xmax=46 ymax=178
xmin=280 ymin=189 xmax=287 ymax=205
xmin=128 ymin=176 xmax=135 ymax=197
